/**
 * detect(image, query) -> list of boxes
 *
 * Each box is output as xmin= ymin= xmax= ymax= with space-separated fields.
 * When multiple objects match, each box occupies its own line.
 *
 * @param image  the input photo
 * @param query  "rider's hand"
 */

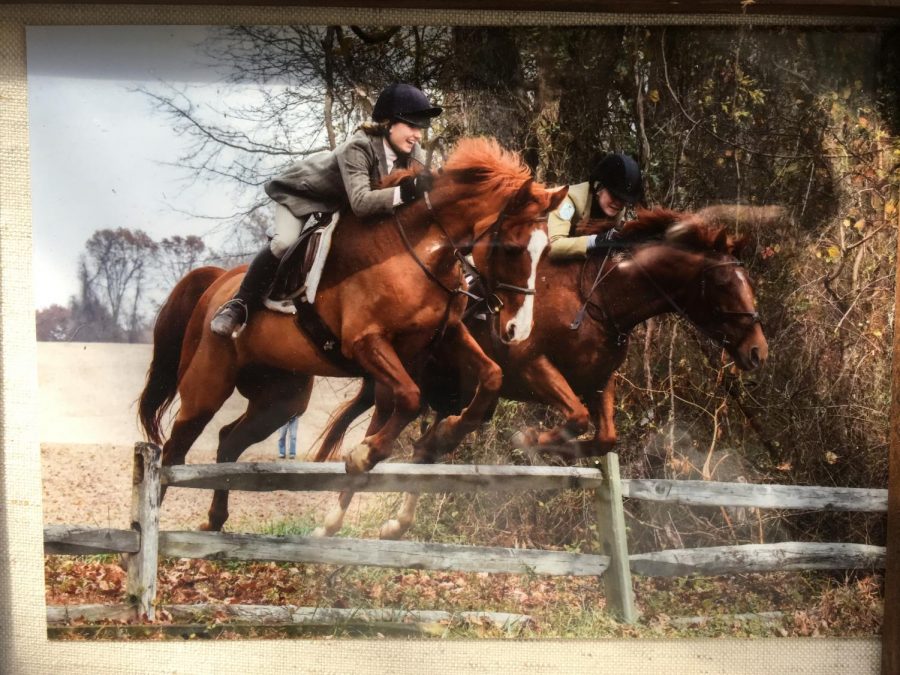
xmin=399 ymin=172 xmax=433 ymax=204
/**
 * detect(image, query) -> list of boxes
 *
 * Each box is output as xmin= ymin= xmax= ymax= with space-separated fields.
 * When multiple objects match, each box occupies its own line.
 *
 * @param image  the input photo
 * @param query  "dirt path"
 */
xmin=38 ymin=342 xmax=373 ymax=530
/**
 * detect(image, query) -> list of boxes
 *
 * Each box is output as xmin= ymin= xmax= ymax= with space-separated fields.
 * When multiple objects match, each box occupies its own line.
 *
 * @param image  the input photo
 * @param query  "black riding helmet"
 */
xmin=590 ymin=153 xmax=644 ymax=204
xmin=372 ymin=83 xmax=443 ymax=129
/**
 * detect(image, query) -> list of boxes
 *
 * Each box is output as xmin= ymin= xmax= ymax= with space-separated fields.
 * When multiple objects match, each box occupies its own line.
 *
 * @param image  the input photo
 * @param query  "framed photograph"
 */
xmin=3 ymin=3 xmax=899 ymax=673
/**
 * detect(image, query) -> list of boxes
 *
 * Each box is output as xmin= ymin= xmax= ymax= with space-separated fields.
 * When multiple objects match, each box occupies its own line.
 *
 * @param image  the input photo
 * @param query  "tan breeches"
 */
xmin=270 ymin=204 xmax=305 ymax=258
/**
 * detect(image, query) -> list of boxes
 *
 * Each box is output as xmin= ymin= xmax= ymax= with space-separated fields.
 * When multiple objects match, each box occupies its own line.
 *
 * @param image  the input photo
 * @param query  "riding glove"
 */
xmin=399 ymin=172 xmax=434 ymax=204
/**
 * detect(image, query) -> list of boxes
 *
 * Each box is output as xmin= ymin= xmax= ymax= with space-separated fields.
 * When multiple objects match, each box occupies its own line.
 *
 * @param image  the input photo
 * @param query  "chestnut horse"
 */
xmin=312 ymin=206 xmax=772 ymax=539
xmin=137 ymin=137 xmax=567 ymax=531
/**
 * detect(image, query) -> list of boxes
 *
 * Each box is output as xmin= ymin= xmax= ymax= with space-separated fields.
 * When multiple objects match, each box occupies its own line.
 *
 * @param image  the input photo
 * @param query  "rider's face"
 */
xmin=388 ymin=121 xmax=423 ymax=155
xmin=596 ymin=187 xmax=626 ymax=218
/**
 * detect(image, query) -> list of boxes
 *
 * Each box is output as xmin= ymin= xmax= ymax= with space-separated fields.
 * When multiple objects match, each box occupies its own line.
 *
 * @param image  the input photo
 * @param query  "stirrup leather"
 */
xmin=210 ymin=298 xmax=249 ymax=337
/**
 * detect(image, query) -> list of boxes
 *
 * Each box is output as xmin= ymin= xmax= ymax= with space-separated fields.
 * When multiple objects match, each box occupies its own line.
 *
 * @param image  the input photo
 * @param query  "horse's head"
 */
xmin=435 ymin=137 xmax=568 ymax=344
xmin=470 ymin=180 xmax=568 ymax=343
xmin=686 ymin=252 xmax=768 ymax=370
xmin=615 ymin=208 xmax=769 ymax=370
xmin=665 ymin=217 xmax=768 ymax=370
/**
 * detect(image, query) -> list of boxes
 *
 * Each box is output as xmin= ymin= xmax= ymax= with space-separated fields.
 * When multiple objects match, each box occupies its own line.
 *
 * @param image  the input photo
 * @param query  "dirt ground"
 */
xmin=38 ymin=342 xmax=372 ymax=531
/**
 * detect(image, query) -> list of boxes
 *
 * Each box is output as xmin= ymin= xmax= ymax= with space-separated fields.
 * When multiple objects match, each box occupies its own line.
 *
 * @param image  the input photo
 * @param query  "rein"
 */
xmin=393 ymin=207 xmax=463 ymax=297
xmin=571 ymin=246 xmax=618 ymax=332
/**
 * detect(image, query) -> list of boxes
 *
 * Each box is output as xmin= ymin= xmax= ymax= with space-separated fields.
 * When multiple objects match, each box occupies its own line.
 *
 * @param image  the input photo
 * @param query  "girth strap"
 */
xmin=293 ymin=301 xmax=364 ymax=375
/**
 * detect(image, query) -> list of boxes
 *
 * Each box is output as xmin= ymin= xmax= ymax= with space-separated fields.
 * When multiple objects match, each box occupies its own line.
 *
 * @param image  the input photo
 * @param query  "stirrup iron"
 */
xmin=210 ymin=298 xmax=248 ymax=338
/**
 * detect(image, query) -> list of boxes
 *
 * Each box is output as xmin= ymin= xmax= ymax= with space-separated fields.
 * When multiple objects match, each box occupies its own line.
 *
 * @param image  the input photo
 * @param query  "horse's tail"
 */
xmin=138 ymin=266 xmax=226 ymax=445
xmin=313 ymin=377 xmax=376 ymax=462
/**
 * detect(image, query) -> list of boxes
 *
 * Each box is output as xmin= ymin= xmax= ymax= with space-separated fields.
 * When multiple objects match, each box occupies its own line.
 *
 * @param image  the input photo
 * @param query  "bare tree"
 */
xmin=82 ymin=228 xmax=158 ymax=342
xmin=155 ymin=235 xmax=209 ymax=290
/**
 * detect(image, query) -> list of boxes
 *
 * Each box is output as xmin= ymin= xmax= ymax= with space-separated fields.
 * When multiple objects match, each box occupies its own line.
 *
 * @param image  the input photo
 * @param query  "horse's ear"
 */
xmin=546 ymin=185 xmax=569 ymax=212
xmin=729 ymin=234 xmax=752 ymax=257
xmin=508 ymin=178 xmax=535 ymax=212
xmin=713 ymin=228 xmax=730 ymax=252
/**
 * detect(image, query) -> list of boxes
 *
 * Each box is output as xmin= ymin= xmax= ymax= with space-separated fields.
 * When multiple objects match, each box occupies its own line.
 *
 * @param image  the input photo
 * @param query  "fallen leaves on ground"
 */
xmin=44 ymin=555 xmax=883 ymax=639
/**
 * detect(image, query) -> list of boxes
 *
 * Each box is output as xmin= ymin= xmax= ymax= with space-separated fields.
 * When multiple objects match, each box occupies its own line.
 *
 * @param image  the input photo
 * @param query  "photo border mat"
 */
xmin=2 ymin=4 xmax=898 ymax=673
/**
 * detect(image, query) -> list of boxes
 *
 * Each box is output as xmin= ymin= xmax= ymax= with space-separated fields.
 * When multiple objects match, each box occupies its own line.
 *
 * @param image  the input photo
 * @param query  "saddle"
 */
xmin=268 ymin=212 xmax=338 ymax=304
xmin=264 ymin=212 xmax=362 ymax=373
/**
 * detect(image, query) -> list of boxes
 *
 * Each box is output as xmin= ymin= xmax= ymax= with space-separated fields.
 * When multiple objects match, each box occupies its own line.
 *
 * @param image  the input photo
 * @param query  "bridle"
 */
xmin=575 ymin=246 xmax=762 ymax=346
xmin=393 ymin=188 xmax=540 ymax=318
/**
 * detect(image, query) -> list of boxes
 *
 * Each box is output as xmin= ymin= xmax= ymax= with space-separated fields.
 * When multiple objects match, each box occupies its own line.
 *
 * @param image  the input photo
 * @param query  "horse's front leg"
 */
xmin=594 ymin=373 xmax=618 ymax=450
xmin=378 ymin=408 xmax=449 ymax=540
xmin=313 ymin=388 xmax=394 ymax=536
xmin=344 ymin=333 xmax=422 ymax=474
xmin=508 ymin=355 xmax=591 ymax=456
xmin=416 ymin=325 xmax=502 ymax=457
xmin=567 ymin=375 xmax=618 ymax=458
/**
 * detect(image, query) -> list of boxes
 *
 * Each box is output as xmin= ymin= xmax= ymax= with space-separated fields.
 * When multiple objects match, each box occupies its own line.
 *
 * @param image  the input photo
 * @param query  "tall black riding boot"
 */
xmin=210 ymin=246 xmax=281 ymax=337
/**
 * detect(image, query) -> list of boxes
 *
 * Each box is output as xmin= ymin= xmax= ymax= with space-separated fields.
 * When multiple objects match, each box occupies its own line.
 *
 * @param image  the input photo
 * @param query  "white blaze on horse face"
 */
xmin=733 ymin=268 xmax=755 ymax=309
xmin=505 ymin=228 xmax=548 ymax=342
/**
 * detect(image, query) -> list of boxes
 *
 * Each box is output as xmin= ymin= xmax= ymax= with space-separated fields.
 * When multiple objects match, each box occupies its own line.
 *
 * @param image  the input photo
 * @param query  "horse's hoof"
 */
xmin=510 ymin=430 xmax=527 ymax=449
xmin=311 ymin=526 xmax=329 ymax=538
xmin=345 ymin=443 xmax=374 ymax=474
xmin=379 ymin=519 xmax=406 ymax=540
xmin=511 ymin=429 xmax=539 ymax=449
xmin=420 ymin=416 xmax=460 ymax=455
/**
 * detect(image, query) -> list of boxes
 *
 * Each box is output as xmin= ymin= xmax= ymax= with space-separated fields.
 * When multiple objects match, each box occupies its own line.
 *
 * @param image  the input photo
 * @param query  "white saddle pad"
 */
xmin=303 ymin=211 xmax=339 ymax=304
xmin=262 ymin=211 xmax=340 ymax=313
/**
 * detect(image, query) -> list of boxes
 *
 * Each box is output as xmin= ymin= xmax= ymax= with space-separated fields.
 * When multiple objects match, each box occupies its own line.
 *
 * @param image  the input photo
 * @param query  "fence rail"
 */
xmin=44 ymin=525 xmax=138 ymax=555
xmin=162 ymin=461 xmax=606 ymax=493
xmin=44 ymin=443 xmax=887 ymax=628
xmin=161 ymin=461 xmax=889 ymax=511
xmin=623 ymin=478 xmax=887 ymax=511
xmin=159 ymin=531 xmax=609 ymax=576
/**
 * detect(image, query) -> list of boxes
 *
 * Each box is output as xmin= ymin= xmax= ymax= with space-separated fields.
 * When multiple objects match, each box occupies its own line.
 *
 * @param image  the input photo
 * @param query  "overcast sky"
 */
xmin=28 ymin=26 xmax=267 ymax=310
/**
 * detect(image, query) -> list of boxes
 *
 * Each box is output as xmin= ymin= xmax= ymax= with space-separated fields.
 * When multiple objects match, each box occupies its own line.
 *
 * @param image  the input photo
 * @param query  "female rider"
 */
xmin=211 ymin=83 xmax=443 ymax=337
xmin=547 ymin=153 xmax=644 ymax=260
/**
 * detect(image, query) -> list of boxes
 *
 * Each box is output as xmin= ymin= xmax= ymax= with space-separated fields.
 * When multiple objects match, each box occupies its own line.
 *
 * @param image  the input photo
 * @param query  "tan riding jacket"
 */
xmin=548 ymin=181 xmax=623 ymax=259
xmin=265 ymin=129 xmax=426 ymax=220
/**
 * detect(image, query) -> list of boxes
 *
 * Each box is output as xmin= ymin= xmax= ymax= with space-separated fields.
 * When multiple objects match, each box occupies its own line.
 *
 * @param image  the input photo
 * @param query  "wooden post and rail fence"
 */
xmin=43 ymin=442 xmax=888 ymax=629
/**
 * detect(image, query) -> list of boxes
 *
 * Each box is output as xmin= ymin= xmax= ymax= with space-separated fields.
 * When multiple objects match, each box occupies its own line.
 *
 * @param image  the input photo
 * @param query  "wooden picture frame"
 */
xmin=3 ymin=3 xmax=899 ymax=673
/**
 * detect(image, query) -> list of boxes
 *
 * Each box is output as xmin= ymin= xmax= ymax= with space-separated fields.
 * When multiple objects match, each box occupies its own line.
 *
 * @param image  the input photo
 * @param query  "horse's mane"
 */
xmin=577 ymin=205 xmax=784 ymax=255
xmin=381 ymin=137 xmax=531 ymax=198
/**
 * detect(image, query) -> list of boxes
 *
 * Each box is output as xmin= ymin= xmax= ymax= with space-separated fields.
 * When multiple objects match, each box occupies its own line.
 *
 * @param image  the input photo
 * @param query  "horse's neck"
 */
xmin=325 ymin=187 xmax=504 ymax=285
xmin=600 ymin=246 xmax=702 ymax=331
xmin=435 ymin=189 xmax=506 ymax=245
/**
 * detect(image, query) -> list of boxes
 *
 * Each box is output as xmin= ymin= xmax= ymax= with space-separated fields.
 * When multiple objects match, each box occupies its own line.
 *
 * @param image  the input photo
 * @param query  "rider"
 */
xmin=547 ymin=153 xmax=644 ymax=260
xmin=210 ymin=83 xmax=443 ymax=337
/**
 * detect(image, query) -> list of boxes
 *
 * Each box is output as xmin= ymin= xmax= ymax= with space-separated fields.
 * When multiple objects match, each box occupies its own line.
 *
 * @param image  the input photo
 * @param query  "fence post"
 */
xmin=126 ymin=442 xmax=162 ymax=621
xmin=595 ymin=452 xmax=637 ymax=623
